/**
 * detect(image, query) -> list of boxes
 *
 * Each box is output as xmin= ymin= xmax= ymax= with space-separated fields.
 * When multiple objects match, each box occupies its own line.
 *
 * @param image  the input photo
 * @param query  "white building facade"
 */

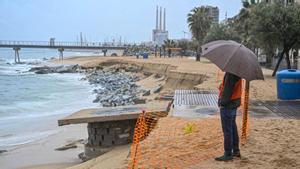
xmin=152 ymin=6 xmax=168 ymax=47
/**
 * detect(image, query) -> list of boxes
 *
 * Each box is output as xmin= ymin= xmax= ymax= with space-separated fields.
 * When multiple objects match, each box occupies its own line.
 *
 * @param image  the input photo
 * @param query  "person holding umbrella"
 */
xmin=215 ymin=72 xmax=242 ymax=161
xmin=201 ymin=40 xmax=264 ymax=161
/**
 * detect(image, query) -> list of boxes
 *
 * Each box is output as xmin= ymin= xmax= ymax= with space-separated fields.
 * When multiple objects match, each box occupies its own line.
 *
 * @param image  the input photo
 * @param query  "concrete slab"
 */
xmin=249 ymin=106 xmax=279 ymax=118
xmin=58 ymin=103 xmax=168 ymax=126
xmin=173 ymin=105 xmax=219 ymax=119
xmin=174 ymin=90 xmax=218 ymax=107
xmin=173 ymin=90 xmax=219 ymax=118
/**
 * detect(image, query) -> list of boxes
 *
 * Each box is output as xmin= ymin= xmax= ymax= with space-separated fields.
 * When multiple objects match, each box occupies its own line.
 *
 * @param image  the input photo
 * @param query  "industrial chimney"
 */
xmin=163 ymin=8 xmax=166 ymax=31
xmin=159 ymin=7 xmax=162 ymax=31
xmin=156 ymin=6 xmax=159 ymax=30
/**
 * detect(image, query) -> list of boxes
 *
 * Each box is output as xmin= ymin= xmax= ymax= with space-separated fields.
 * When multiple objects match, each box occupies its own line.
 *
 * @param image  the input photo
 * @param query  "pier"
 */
xmin=0 ymin=40 xmax=127 ymax=62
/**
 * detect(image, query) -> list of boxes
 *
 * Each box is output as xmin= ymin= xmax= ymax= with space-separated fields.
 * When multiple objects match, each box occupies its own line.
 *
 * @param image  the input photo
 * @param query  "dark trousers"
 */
xmin=220 ymin=108 xmax=239 ymax=156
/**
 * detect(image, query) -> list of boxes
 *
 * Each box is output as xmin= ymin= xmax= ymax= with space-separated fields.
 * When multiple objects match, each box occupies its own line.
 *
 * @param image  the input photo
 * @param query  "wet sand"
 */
xmin=0 ymin=124 xmax=87 ymax=169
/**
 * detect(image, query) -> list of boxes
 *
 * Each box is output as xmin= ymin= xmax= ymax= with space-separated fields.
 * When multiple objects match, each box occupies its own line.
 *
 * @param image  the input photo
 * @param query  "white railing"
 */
xmin=0 ymin=40 xmax=128 ymax=47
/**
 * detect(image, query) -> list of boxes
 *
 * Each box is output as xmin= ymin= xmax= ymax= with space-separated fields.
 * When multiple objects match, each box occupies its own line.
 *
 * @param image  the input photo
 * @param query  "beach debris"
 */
xmin=55 ymin=144 xmax=77 ymax=151
xmin=78 ymin=152 xmax=88 ymax=162
xmin=55 ymin=139 xmax=85 ymax=151
xmin=154 ymin=95 xmax=173 ymax=100
xmin=144 ymin=72 xmax=152 ymax=76
xmin=152 ymin=85 xmax=163 ymax=93
xmin=133 ymin=98 xmax=146 ymax=104
xmin=154 ymin=74 xmax=162 ymax=78
xmin=79 ymin=146 xmax=112 ymax=162
xmin=142 ymin=90 xmax=151 ymax=96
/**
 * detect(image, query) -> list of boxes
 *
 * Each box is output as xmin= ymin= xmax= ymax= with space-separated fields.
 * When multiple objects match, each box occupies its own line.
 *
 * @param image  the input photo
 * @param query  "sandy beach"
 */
xmin=4 ymin=56 xmax=298 ymax=169
xmin=0 ymin=123 xmax=87 ymax=169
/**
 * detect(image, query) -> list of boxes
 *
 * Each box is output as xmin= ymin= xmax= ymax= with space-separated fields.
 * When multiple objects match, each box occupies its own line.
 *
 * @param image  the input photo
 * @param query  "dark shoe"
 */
xmin=233 ymin=151 xmax=241 ymax=158
xmin=215 ymin=154 xmax=233 ymax=161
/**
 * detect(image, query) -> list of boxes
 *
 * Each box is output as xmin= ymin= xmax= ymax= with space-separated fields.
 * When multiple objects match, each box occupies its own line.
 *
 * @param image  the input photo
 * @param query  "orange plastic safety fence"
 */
xmin=128 ymin=111 xmax=168 ymax=169
xmin=241 ymin=81 xmax=250 ymax=145
xmin=128 ymin=113 xmax=232 ymax=169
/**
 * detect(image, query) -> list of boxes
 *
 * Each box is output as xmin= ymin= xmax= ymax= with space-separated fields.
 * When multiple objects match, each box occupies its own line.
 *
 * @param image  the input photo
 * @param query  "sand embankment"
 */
xmin=54 ymin=56 xmax=277 ymax=101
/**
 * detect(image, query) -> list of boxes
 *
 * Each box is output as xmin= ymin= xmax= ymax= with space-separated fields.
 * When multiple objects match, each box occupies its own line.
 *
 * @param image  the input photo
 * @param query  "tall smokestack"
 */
xmin=163 ymin=8 xmax=166 ymax=31
xmin=156 ymin=6 xmax=159 ymax=30
xmin=159 ymin=7 xmax=162 ymax=31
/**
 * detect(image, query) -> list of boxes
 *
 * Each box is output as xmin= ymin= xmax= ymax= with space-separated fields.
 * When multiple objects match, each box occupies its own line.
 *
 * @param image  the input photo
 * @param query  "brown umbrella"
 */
xmin=201 ymin=40 xmax=264 ymax=81
xmin=201 ymin=40 xmax=264 ymax=144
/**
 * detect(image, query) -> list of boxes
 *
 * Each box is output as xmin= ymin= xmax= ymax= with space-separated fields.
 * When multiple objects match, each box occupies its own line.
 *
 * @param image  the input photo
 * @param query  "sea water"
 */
xmin=0 ymin=48 xmax=99 ymax=149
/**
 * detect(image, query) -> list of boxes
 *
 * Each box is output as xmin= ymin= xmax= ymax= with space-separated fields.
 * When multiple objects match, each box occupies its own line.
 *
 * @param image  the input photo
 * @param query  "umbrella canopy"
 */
xmin=201 ymin=40 xmax=264 ymax=81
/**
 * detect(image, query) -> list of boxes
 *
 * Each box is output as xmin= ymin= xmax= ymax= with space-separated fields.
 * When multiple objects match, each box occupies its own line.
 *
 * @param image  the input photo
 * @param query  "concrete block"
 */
xmin=96 ymin=128 xmax=106 ymax=135
xmin=118 ymin=133 xmax=130 ymax=139
xmin=124 ymin=127 xmax=131 ymax=133
xmin=113 ymin=127 xmax=123 ymax=134
xmin=102 ymin=135 xmax=115 ymax=146
xmin=83 ymin=144 xmax=111 ymax=160
xmin=115 ymin=137 xmax=129 ymax=145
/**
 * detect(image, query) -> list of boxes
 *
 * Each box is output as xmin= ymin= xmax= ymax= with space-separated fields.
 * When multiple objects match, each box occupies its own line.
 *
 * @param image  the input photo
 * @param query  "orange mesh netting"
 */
xmin=128 ymin=113 xmax=248 ymax=169
xmin=240 ymin=80 xmax=250 ymax=145
xmin=129 ymin=114 xmax=225 ymax=169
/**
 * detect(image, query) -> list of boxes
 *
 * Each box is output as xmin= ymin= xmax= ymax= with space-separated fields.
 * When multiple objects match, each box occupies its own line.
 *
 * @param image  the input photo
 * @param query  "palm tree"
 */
xmin=187 ymin=7 xmax=213 ymax=61
xmin=235 ymin=0 xmax=259 ymax=50
xmin=163 ymin=39 xmax=176 ymax=58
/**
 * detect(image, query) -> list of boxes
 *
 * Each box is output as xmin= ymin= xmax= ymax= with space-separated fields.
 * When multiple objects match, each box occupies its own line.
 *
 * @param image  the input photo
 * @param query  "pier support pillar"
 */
xmin=102 ymin=49 xmax=107 ymax=57
xmin=13 ymin=47 xmax=21 ymax=63
xmin=58 ymin=48 xmax=64 ymax=60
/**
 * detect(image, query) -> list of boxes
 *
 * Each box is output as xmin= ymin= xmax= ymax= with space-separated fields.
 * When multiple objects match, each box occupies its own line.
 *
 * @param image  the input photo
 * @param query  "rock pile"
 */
xmin=29 ymin=64 xmax=81 ymax=74
xmin=28 ymin=63 xmax=147 ymax=107
xmin=85 ymin=69 xmax=145 ymax=107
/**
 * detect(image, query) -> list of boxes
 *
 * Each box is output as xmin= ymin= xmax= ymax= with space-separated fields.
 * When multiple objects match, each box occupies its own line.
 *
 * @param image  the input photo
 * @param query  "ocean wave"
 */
xmin=0 ymin=130 xmax=59 ymax=148
xmin=0 ymin=57 xmax=98 ymax=149
xmin=0 ymin=93 xmax=96 ymax=121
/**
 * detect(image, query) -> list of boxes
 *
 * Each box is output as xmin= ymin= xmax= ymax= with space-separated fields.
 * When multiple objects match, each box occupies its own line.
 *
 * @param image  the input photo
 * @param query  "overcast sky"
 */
xmin=0 ymin=0 xmax=242 ymax=43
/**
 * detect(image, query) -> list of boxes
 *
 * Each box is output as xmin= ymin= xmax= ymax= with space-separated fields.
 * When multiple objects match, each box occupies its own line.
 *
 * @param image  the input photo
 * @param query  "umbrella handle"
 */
xmin=241 ymin=81 xmax=250 ymax=145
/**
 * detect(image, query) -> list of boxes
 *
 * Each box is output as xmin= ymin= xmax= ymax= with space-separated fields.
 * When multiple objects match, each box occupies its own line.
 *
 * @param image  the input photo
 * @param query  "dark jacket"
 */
xmin=218 ymin=72 xmax=241 ymax=109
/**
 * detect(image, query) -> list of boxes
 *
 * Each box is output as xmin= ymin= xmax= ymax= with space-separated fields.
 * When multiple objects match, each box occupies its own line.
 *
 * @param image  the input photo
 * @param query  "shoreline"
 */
xmin=0 ymin=124 xmax=87 ymax=169
xmin=0 ymin=60 xmax=97 ymax=169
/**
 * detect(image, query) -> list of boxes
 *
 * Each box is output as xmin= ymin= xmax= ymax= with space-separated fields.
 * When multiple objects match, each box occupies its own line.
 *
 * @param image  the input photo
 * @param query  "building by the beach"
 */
xmin=260 ymin=0 xmax=300 ymax=5
xmin=204 ymin=6 xmax=219 ymax=24
xmin=152 ymin=6 xmax=168 ymax=47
